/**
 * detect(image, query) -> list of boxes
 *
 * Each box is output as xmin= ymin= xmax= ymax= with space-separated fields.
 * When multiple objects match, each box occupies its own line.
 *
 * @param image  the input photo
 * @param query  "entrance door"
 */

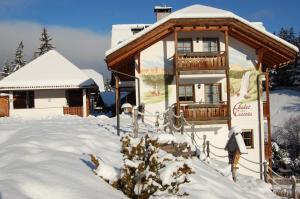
xmin=0 ymin=96 xmax=9 ymax=117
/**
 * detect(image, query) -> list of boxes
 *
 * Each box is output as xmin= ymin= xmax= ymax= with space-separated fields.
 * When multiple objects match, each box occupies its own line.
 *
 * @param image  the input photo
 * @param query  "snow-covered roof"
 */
xmin=0 ymin=50 xmax=95 ymax=90
xmin=111 ymin=24 xmax=151 ymax=48
xmin=81 ymin=69 xmax=105 ymax=92
xmin=106 ymin=4 xmax=298 ymax=56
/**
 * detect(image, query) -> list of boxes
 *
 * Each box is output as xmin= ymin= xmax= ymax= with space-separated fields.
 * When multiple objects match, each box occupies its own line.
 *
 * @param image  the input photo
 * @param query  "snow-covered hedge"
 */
xmin=92 ymin=134 xmax=194 ymax=199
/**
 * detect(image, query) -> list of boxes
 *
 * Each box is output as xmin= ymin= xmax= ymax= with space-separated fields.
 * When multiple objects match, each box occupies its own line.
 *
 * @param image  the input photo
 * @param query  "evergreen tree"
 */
xmin=36 ymin=27 xmax=55 ymax=56
xmin=12 ymin=41 xmax=26 ymax=72
xmin=1 ymin=60 xmax=12 ymax=77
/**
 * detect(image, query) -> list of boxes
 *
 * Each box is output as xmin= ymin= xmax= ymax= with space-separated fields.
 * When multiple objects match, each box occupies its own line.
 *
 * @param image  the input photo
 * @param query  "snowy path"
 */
xmin=0 ymin=115 xmax=279 ymax=199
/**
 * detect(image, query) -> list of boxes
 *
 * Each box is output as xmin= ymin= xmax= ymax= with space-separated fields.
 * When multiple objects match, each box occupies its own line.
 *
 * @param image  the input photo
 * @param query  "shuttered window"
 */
xmin=179 ymin=85 xmax=194 ymax=102
xmin=178 ymin=39 xmax=192 ymax=54
xmin=203 ymin=38 xmax=219 ymax=52
xmin=204 ymin=84 xmax=221 ymax=104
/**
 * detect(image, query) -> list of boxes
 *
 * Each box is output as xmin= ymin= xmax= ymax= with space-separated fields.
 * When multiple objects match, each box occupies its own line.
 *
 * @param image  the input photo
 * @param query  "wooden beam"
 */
xmin=115 ymin=75 xmax=120 ymax=136
xmin=224 ymin=30 xmax=231 ymax=129
xmin=230 ymin=28 xmax=292 ymax=61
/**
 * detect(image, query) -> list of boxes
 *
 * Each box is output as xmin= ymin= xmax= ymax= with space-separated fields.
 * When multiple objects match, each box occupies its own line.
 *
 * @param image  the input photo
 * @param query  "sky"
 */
xmin=0 ymin=0 xmax=299 ymax=78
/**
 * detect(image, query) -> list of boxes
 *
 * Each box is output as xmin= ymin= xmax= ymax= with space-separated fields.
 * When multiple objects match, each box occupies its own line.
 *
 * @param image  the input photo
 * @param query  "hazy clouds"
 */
xmin=0 ymin=20 xmax=111 ymax=78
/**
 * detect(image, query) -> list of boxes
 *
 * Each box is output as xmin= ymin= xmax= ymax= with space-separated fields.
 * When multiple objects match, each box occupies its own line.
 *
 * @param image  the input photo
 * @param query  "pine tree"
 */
xmin=12 ymin=41 xmax=26 ymax=72
xmin=36 ymin=27 xmax=55 ymax=56
xmin=1 ymin=60 xmax=12 ymax=77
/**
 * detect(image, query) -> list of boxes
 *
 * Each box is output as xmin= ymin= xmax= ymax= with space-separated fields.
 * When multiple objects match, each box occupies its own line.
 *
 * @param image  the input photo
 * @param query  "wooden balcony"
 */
xmin=263 ymin=101 xmax=269 ymax=118
xmin=177 ymin=51 xmax=227 ymax=71
xmin=180 ymin=102 xmax=228 ymax=124
xmin=63 ymin=106 xmax=83 ymax=117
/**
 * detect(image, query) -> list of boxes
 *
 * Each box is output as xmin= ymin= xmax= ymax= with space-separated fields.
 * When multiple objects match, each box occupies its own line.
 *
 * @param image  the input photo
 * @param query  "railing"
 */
xmin=177 ymin=51 xmax=226 ymax=71
xmin=63 ymin=106 xmax=83 ymax=117
xmin=180 ymin=102 xmax=228 ymax=122
xmin=263 ymin=101 xmax=269 ymax=118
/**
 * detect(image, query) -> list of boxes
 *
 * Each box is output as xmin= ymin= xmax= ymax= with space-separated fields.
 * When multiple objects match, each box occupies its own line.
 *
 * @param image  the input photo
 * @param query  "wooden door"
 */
xmin=0 ymin=96 xmax=9 ymax=117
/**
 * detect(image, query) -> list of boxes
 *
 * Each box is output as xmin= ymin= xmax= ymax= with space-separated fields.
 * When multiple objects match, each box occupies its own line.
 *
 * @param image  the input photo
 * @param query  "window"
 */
xmin=203 ymin=38 xmax=219 ymax=52
xmin=204 ymin=84 xmax=221 ymax=104
xmin=179 ymin=85 xmax=194 ymax=102
xmin=177 ymin=39 xmax=192 ymax=54
xmin=66 ymin=90 xmax=83 ymax=107
xmin=13 ymin=91 xmax=34 ymax=109
xmin=242 ymin=129 xmax=254 ymax=148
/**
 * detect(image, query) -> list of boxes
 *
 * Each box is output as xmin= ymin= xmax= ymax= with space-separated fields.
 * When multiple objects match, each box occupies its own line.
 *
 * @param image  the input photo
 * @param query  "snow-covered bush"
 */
xmin=92 ymin=134 xmax=193 ymax=199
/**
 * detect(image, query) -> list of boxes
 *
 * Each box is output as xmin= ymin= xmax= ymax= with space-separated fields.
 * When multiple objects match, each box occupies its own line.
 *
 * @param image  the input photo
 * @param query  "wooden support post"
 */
xmin=263 ymin=161 xmax=268 ymax=183
xmin=206 ymin=140 xmax=210 ymax=158
xmin=174 ymin=29 xmax=180 ymax=122
xmin=115 ymin=75 xmax=120 ymax=136
xmin=256 ymin=49 xmax=265 ymax=72
xmin=265 ymin=67 xmax=272 ymax=176
xmin=224 ymin=29 xmax=231 ymax=129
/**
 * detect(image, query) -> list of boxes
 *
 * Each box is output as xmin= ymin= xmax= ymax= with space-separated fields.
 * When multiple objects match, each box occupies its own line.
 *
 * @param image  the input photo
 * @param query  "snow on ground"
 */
xmin=0 ymin=115 xmax=279 ymax=199
xmin=269 ymin=88 xmax=300 ymax=128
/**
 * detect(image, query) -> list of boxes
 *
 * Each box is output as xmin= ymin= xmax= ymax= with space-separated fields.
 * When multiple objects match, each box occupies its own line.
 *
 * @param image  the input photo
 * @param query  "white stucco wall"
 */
xmin=10 ymin=89 xmax=67 ymax=118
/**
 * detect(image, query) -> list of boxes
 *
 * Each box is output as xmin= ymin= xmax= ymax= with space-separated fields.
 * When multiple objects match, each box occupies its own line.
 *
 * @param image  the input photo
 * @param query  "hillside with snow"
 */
xmin=270 ymin=88 xmax=300 ymax=128
xmin=0 ymin=115 xmax=279 ymax=199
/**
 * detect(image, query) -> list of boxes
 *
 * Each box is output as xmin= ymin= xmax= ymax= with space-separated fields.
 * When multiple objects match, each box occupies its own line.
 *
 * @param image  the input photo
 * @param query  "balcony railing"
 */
xmin=177 ymin=51 xmax=226 ymax=71
xmin=180 ymin=102 xmax=228 ymax=123
xmin=63 ymin=106 xmax=83 ymax=117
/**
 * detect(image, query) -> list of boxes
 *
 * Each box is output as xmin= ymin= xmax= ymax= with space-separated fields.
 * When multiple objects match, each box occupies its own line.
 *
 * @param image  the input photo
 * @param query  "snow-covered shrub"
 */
xmin=92 ymin=134 xmax=193 ymax=199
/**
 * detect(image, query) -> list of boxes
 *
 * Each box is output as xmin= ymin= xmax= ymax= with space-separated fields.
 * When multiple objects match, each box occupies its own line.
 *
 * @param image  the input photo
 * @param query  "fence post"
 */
xmin=206 ymin=140 xmax=210 ymax=158
xmin=168 ymin=109 xmax=174 ymax=134
xmin=155 ymin=111 xmax=159 ymax=130
xmin=180 ymin=112 xmax=184 ymax=134
xmin=140 ymin=103 xmax=145 ymax=123
xmin=291 ymin=175 xmax=296 ymax=199
xmin=263 ymin=161 xmax=268 ymax=183
xmin=191 ymin=124 xmax=195 ymax=145
xmin=132 ymin=107 xmax=139 ymax=138
xmin=231 ymin=163 xmax=237 ymax=182
xmin=203 ymin=135 xmax=207 ymax=155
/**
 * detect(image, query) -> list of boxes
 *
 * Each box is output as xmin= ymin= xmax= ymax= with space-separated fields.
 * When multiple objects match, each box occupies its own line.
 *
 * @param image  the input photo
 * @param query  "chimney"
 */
xmin=154 ymin=5 xmax=172 ymax=21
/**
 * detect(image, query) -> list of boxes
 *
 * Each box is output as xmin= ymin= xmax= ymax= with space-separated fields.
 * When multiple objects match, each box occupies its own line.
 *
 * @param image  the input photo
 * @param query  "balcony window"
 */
xmin=13 ymin=91 xmax=34 ymax=109
xmin=179 ymin=85 xmax=194 ymax=102
xmin=242 ymin=129 xmax=254 ymax=148
xmin=177 ymin=39 xmax=192 ymax=54
xmin=203 ymin=38 xmax=219 ymax=52
xmin=204 ymin=84 xmax=221 ymax=104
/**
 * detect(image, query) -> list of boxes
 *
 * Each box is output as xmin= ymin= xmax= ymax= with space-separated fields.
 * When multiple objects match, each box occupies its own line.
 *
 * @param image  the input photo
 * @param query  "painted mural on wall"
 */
xmin=230 ymin=65 xmax=260 ymax=118
xmin=141 ymin=67 xmax=173 ymax=104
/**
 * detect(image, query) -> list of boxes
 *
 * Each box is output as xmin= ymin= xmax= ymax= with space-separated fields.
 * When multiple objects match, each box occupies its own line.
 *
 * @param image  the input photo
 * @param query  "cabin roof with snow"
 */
xmin=0 ymin=50 xmax=96 ymax=90
xmin=105 ymin=4 xmax=299 ymax=68
xmin=81 ymin=69 xmax=105 ymax=92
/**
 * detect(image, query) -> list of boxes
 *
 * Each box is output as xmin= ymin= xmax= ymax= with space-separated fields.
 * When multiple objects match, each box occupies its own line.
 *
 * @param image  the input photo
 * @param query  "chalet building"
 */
xmin=0 ymin=50 xmax=104 ymax=118
xmin=105 ymin=4 xmax=298 ymax=178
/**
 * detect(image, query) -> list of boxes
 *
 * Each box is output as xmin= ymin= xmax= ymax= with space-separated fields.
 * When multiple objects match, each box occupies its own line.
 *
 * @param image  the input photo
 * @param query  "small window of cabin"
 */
xmin=242 ymin=129 xmax=254 ymax=149
xmin=179 ymin=85 xmax=194 ymax=102
xmin=203 ymin=38 xmax=220 ymax=52
xmin=13 ymin=91 xmax=34 ymax=109
xmin=204 ymin=84 xmax=221 ymax=104
xmin=177 ymin=39 xmax=193 ymax=54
